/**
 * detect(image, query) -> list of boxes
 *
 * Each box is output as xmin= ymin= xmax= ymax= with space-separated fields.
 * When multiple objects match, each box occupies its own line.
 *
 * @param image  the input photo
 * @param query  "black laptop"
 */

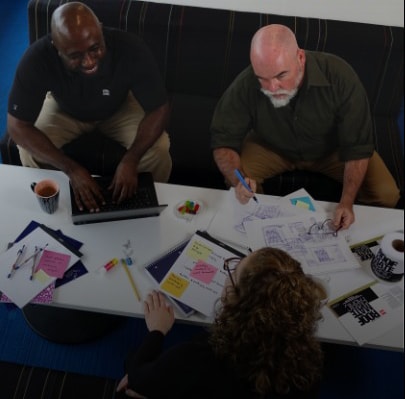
xmin=69 ymin=172 xmax=167 ymax=225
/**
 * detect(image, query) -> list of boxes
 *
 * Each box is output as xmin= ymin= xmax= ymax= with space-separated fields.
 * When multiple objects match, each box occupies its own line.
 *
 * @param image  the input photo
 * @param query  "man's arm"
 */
xmin=334 ymin=157 xmax=369 ymax=229
xmin=213 ymin=147 xmax=257 ymax=204
xmin=7 ymin=113 xmax=105 ymax=211
xmin=110 ymin=102 xmax=170 ymax=201
xmin=213 ymin=147 xmax=242 ymax=187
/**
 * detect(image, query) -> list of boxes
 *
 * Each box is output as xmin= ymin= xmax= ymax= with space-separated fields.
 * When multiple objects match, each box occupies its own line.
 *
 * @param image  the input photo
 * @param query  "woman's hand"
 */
xmin=144 ymin=290 xmax=175 ymax=334
xmin=116 ymin=374 xmax=147 ymax=398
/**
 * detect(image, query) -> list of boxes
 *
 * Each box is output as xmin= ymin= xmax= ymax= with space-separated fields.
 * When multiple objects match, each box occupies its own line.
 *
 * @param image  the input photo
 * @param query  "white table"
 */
xmin=0 ymin=164 xmax=403 ymax=351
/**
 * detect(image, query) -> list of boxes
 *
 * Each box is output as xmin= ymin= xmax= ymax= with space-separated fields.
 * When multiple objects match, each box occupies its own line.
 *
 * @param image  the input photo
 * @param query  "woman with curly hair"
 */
xmin=117 ymin=247 xmax=324 ymax=398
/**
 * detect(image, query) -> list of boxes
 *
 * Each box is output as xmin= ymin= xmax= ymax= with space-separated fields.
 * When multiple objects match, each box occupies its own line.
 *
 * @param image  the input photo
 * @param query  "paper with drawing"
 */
xmin=208 ymin=188 xmax=323 ymax=250
xmin=244 ymin=213 xmax=360 ymax=275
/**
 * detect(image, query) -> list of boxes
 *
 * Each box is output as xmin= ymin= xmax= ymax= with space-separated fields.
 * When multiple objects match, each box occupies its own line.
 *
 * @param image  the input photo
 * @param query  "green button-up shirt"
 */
xmin=210 ymin=51 xmax=374 ymax=162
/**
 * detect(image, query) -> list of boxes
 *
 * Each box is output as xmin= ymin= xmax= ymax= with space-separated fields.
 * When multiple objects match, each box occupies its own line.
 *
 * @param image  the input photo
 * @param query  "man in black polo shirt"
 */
xmin=8 ymin=2 xmax=171 ymax=212
xmin=211 ymin=24 xmax=400 ymax=230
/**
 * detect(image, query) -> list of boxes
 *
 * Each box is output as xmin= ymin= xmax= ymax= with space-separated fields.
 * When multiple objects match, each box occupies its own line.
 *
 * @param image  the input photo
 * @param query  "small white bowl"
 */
xmin=174 ymin=199 xmax=203 ymax=221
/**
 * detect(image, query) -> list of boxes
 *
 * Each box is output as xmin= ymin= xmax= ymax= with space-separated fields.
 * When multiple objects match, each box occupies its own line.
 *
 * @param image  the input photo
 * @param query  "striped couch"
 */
xmin=1 ymin=0 xmax=403 ymax=203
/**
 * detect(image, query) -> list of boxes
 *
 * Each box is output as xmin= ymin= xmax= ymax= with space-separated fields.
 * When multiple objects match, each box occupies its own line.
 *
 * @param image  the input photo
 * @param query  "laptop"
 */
xmin=69 ymin=172 xmax=167 ymax=225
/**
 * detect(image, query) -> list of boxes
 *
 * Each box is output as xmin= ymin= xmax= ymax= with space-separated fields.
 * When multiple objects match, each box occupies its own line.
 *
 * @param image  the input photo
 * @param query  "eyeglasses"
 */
xmin=223 ymin=257 xmax=242 ymax=288
xmin=307 ymin=218 xmax=340 ymax=237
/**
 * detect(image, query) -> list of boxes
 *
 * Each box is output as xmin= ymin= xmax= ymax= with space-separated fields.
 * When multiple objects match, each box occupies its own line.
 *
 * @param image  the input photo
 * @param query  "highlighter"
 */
xmin=98 ymin=257 xmax=119 ymax=274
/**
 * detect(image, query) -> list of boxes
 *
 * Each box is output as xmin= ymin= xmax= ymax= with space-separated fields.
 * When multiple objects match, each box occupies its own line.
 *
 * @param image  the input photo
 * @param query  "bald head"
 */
xmin=250 ymin=24 xmax=299 ymax=65
xmin=250 ymin=25 xmax=305 ymax=108
xmin=51 ymin=2 xmax=101 ymax=45
xmin=50 ymin=2 xmax=105 ymax=75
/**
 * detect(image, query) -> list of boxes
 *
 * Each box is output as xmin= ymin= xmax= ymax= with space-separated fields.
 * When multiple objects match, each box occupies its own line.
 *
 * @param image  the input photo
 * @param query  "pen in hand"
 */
xmin=234 ymin=169 xmax=259 ymax=203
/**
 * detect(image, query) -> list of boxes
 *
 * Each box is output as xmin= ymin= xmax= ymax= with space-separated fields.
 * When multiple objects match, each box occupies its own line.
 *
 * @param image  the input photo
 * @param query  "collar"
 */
xmin=303 ymin=51 xmax=331 ymax=89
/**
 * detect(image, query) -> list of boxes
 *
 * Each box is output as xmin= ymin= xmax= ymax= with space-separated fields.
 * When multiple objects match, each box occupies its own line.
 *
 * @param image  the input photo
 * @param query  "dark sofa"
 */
xmin=1 ymin=0 xmax=403 ymax=204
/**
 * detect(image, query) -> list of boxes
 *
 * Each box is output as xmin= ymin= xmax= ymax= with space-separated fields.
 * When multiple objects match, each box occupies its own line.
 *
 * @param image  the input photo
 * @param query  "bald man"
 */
xmin=211 ymin=24 xmax=400 ymax=229
xmin=8 ymin=2 xmax=171 ymax=212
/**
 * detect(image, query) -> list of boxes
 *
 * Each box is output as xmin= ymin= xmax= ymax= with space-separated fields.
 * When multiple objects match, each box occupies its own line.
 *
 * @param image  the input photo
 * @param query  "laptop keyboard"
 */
xmin=100 ymin=186 xmax=155 ymax=211
xmin=69 ymin=172 xmax=167 ymax=224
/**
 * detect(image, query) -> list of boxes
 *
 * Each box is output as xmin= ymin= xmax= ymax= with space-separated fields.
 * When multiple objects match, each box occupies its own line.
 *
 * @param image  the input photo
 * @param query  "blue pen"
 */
xmin=234 ymin=169 xmax=258 ymax=203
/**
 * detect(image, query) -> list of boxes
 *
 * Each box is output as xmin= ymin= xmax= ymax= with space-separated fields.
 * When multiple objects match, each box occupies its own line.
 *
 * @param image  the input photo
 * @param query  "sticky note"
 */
xmin=186 ymin=240 xmax=212 ymax=261
xmin=290 ymin=196 xmax=316 ymax=212
xmin=190 ymin=260 xmax=218 ymax=284
xmin=36 ymin=250 xmax=71 ymax=278
xmin=161 ymin=273 xmax=189 ymax=298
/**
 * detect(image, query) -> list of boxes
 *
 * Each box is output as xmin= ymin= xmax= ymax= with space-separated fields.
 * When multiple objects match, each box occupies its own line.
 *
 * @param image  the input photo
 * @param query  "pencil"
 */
xmin=121 ymin=258 xmax=141 ymax=301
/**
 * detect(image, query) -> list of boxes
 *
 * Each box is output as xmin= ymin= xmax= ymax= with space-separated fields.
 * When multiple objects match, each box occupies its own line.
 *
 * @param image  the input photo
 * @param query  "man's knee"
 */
xmin=358 ymin=182 xmax=400 ymax=208
xmin=17 ymin=146 xmax=41 ymax=168
xmin=139 ymin=132 xmax=172 ymax=182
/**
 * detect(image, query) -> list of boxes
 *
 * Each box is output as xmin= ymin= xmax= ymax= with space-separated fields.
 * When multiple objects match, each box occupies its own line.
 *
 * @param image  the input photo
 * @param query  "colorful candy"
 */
xmin=177 ymin=200 xmax=200 ymax=215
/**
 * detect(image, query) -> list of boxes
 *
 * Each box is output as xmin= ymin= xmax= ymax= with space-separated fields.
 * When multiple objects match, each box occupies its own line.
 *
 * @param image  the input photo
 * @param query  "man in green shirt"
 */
xmin=211 ymin=24 xmax=400 ymax=230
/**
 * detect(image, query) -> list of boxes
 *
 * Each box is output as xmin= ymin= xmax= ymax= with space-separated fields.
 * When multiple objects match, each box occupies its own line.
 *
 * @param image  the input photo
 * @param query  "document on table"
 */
xmin=328 ymin=281 xmax=404 ymax=345
xmin=0 ymin=226 xmax=80 ymax=308
xmin=158 ymin=230 xmax=244 ymax=318
xmin=244 ymin=213 xmax=360 ymax=275
xmin=208 ymin=188 xmax=323 ymax=251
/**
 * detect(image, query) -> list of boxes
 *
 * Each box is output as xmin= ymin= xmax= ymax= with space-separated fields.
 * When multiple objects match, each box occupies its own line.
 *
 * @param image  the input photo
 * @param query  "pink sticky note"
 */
xmin=190 ymin=260 xmax=218 ymax=284
xmin=35 ymin=250 xmax=71 ymax=278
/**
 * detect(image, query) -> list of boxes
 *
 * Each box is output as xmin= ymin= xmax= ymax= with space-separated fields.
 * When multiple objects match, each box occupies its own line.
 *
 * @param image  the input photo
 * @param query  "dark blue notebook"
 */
xmin=144 ymin=238 xmax=195 ymax=317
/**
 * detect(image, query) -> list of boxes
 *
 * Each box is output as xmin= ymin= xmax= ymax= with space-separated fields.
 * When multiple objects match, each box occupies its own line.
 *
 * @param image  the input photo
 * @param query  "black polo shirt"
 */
xmin=210 ymin=51 xmax=374 ymax=162
xmin=8 ymin=28 xmax=167 ymax=122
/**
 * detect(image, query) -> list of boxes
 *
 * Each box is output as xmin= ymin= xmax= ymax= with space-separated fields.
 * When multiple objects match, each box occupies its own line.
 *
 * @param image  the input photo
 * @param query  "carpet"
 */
xmin=0 ymin=303 xmax=205 ymax=380
xmin=1 ymin=303 xmax=405 ymax=398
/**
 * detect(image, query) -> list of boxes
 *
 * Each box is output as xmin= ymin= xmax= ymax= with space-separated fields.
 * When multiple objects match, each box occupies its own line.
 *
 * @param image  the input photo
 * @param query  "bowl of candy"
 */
xmin=174 ymin=199 xmax=203 ymax=220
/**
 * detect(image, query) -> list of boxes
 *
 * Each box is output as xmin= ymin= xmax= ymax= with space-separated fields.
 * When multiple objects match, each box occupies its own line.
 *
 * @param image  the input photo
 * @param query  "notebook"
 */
xmin=144 ymin=238 xmax=195 ymax=317
xmin=69 ymin=172 xmax=167 ymax=225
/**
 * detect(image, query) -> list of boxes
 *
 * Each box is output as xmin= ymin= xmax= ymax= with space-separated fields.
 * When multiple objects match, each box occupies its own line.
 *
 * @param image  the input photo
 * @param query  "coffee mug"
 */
xmin=31 ymin=179 xmax=60 ymax=214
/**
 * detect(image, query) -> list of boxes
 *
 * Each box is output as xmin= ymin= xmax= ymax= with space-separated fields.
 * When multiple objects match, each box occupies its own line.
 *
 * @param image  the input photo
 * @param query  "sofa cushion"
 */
xmin=1 ymin=0 xmax=402 ymax=203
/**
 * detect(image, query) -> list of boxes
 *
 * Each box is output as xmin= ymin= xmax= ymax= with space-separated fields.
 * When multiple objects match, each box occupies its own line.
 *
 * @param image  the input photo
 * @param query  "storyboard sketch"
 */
xmin=208 ymin=188 xmax=323 ymax=251
xmin=244 ymin=213 xmax=360 ymax=275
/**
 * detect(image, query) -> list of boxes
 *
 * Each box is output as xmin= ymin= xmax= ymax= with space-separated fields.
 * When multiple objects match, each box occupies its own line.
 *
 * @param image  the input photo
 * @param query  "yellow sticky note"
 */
xmin=295 ymin=199 xmax=310 ymax=210
xmin=186 ymin=240 xmax=212 ymax=261
xmin=34 ymin=269 xmax=52 ymax=283
xmin=161 ymin=273 xmax=189 ymax=298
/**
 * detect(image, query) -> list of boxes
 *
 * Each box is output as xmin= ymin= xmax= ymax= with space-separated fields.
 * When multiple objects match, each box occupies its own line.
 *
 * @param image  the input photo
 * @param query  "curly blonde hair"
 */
xmin=209 ymin=247 xmax=324 ymax=396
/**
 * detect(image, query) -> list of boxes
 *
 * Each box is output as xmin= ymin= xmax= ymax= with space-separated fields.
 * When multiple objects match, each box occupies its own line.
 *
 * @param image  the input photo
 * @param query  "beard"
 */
xmin=261 ymin=67 xmax=303 ymax=108
xmin=261 ymin=87 xmax=298 ymax=108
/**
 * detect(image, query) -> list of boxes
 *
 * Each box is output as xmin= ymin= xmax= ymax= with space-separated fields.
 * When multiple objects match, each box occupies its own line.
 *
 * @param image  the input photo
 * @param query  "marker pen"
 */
xmin=98 ymin=257 xmax=119 ymax=273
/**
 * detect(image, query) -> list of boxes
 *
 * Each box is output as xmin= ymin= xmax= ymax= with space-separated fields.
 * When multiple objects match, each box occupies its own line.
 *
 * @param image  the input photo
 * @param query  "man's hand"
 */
xmin=333 ymin=202 xmax=355 ymax=230
xmin=109 ymin=157 xmax=139 ymax=203
xmin=235 ymin=177 xmax=257 ymax=204
xmin=144 ymin=290 xmax=175 ymax=335
xmin=69 ymin=167 xmax=105 ymax=212
xmin=334 ymin=158 xmax=369 ymax=230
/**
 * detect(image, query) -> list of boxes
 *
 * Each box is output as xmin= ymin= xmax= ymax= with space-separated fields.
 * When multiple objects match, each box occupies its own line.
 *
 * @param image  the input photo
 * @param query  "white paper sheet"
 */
xmin=208 ymin=188 xmax=322 ymax=251
xmin=0 ymin=227 xmax=80 ymax=308
xmin=244 ymin=213 xmax=360 ymax=275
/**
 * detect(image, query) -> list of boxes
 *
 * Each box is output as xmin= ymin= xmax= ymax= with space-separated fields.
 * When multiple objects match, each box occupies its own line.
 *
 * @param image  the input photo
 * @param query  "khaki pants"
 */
xmin=240 ymin=134 xmax=400 ymax=208
xmin=18 ymin=92 xmax=172 ymax=182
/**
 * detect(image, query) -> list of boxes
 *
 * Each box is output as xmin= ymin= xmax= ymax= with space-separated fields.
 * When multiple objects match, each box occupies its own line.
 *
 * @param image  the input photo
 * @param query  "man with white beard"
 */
xmin=210 ymin=24 xmax=399 ymax=230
